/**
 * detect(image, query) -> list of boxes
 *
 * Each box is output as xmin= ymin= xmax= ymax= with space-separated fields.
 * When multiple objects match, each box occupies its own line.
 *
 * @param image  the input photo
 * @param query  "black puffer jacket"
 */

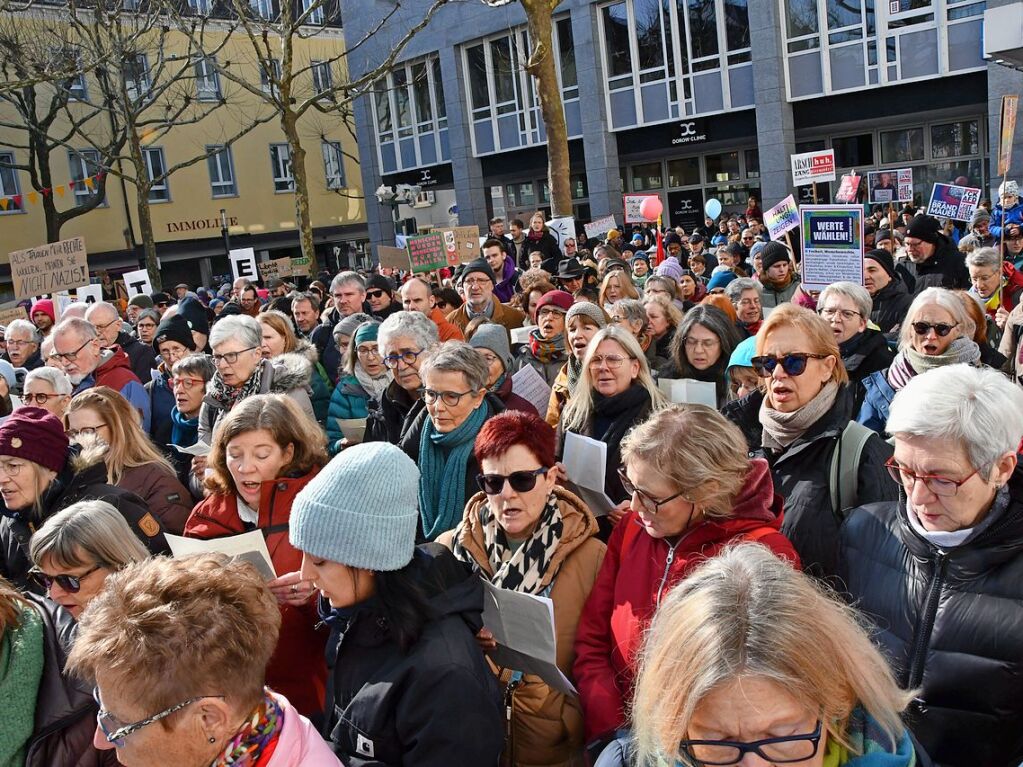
xmin=721 ymin=385 xmax=897 ymax=580
xmin=870 ymin=279 xmax=915 ymax=339
xmin=902 ymin=236 xmax=970 ymax=294
xmin=364 ymin=381 xmax=424 ymax=446
xmin=841 ymin=329 xmax=895 ymax=413
xmin=322 ymin=544 xmax=503 ymax=767
xmin=838 ymin=468 xmax=1023 ymax=767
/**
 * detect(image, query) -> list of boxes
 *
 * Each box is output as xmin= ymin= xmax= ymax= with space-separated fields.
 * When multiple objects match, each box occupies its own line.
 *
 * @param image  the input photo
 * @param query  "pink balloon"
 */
xmin=639 ymin=196 xmax=663 ymax=221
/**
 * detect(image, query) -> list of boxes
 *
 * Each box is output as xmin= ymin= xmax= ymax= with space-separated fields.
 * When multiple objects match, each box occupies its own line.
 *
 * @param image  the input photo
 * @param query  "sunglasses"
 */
xmin=31 ymin=564 xmax=101 ymax=593
xmin=911 ymin=321 xmax=957 ymax=337
xmin=750 ymin=353 xmax=830 ymax=377
xmin=476 ymin=467 xmax=548 ymax=495
xmin=366 ymin=289 xmax=387 ymax=299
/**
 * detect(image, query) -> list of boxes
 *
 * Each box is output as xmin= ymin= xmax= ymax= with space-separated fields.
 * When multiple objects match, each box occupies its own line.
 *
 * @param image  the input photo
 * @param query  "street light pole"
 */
xmin=220 ymin=208 xmax=231 ymax=256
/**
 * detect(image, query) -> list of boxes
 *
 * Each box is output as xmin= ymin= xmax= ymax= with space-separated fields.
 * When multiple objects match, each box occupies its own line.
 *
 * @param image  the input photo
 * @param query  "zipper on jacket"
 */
xmin=905 ymin=552 xmax=947 ymax=690
xmin=655 ymin=539 xmax=682 ymax=608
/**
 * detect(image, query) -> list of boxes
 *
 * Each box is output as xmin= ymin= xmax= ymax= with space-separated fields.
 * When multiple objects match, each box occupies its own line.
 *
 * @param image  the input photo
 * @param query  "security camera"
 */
xmin=375 ymin=184 xmax=396 ymax=204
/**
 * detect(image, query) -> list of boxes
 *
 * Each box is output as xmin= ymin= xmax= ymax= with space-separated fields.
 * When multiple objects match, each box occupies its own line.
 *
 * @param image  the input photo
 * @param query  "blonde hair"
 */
xmin=755 ymin=303 xmax=848 ymax=387
xmin=598 ymin=271 xmax=639 ymax=307
xmin=257 ymin=310 xmax=298 ymax=354
xmin=642 ymin=293 xmax=684 ymax=330
xmin=621 ymin=405 xmax=750 ymax=519
xmin=632 ymin=543 xmax=913 ymax=765
xmin=898 ymin=287 xmax=974 ymax=350
xmin=30 ymin=499 xmax=148 ymax=570
xmin=561 ymin=326 xmax=665 ymax=433
xmin=65 ymin=387 xmax=176 ymax=485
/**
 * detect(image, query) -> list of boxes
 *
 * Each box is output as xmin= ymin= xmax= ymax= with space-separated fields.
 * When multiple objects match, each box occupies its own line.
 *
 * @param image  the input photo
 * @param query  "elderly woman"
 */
xmin=66 ymin=554 xmax=339 ymax=766
xmin=400 ymin=342 xmax=504 ymax=541
xmin=558 ymin=327 xmax=665 ymax=513
xmin=66 ymin=387 xmax=192 ymax=534
xmin=599 ymin=271 xmax=639 ymax=314
xmin=199 ymin=314 xmax=315 ymax=445
xmin=470 ymin=323 xmax=538 ymax=415
xmin=574 ymin=407 xmax=799 ymax=760
xmin=0 ymin=408 xmax=167 ymax=588
xmin=841 ymin=364 xmax=1023 ymax=767
xmin=326 ymin=321 xmax=389 ymax=454
xmin=610 ymin=298 xmax=664 ymax=370
xmin=643 ymin=294 xmax=682 ymax=361
xmin=186 ymin=394 xmax=328 ymax=719
xmin=512 ymin=290 xmax=573 ymax=385
xmin=510 ymin=273 xmax=557 ymax=324
xmin=22 ymin=366 xmax=72 ymax=419
xmin=366 ymin=310 xmax=438 ymax=444
xmin=166 ymin=354 xmax=215 ymax=494
xmin=439 ymin=411 xmax=606 ymax=766
xmin=259 ymin=310 xmax=331 ymax=425
xmin=722 ymin=304 xmax=895 ymax=579
xmin=643 ymin=275 xmax=688 ymax=314
xmin=29 ymin=499 xmax=148 ymax=619
xmin=601 ymin=544 xmax=921 ymax=767
xmin=858 ymin=288 xmax=980 ymax=433
xmin=660 ymin=305 xmax=742 ymax=407
xmin=725 ymin=277 xmax=764 ymax=338
xmin=967 ymin=245 xmax=1023 ymax=331
xmin=134 ymin=309 xmax=160 ymax=346
xmin=547 ymin=303 xmax=607 ymax=428
xmin=290 ymin=442 xmax=504 ymax=764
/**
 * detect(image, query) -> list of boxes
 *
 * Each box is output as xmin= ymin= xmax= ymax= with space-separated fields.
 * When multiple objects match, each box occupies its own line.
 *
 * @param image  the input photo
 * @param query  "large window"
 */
xmin=144 ymin=147 xmax=169 ymax=202
xmin=311 ymin=61 xmax=333 ymax=99
xmin=597 ymin=0 xmax=753 ymax=129
xmin=0 ymin=153 xmax=23 ymax=213
xmin=194 ymin=56 xmax=221 ymax=101
xmin=68 ymin=149 xmax=106 ymax=206
xmin=206 ymin=145 xmax=237 ymax=197
xmin=270 ymin=143 xmax=294 ymax=192
xmin=371 ymin=53 xmax=449 ymax=174
xmin=321 ymin=141 xmax=344 ymax=190
xmin=462 ymin=18 xmax=580 ymax=156
xmin=260 ymin=59 xmax=281 ymax=97
xmin=122 ymin=54 xmax=150 ymax=102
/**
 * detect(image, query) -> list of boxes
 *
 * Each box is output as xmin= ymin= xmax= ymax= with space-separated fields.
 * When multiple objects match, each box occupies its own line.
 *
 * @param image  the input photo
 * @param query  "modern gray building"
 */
xmin=341 ymin=0 xmax=1023 ymax=245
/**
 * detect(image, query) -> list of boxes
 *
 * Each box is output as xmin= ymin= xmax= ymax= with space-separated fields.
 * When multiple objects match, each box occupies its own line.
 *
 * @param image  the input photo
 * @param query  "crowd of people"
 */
xmin=1 ymin=189 xmax=1022 ymax=767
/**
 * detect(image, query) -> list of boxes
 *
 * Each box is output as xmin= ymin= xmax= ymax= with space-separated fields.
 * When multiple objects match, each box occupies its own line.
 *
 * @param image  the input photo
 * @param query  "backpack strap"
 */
xmin=829 ymin=420 xmax=874 ymax=519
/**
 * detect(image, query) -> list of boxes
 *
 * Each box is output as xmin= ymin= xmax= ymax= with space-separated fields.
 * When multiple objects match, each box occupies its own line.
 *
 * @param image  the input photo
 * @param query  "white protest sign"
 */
xmin=790 ymin=149 xmax=836 ymax=186
xmin=120 ymin=268 xmax=153 ymax=298
xmin=53 ymin=292 xmax=75 ymax=320
xmin=584 ymin=215 xmax=617 ymax=241
xmin=545 ymin=217 xmax=576 ymax=249
xmin=75 ymin=284 xmax=103 ymax=304
xmin=799 ymin=205 xmax=864 ymax=291
xmin=229 ymin=247 xmax=258 ymax=283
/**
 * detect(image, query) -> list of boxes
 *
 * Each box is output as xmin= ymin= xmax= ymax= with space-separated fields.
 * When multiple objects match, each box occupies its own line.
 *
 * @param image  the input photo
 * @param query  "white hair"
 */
xmin=726 ymin=278 xmax=762 ymax=303
xmin=24 ymin=366 xmax=72 ymax=395
xmin=819 ymin=281 xmax=872 ymax=318
xmin=6 ymin=319 xmax=40 ymax=343
xmin=209 ymin=315 xmax=261 ymax=350
xmin=898 ymin=287 xmax=974 ymax=350
xmin=965 ymin=247 xmax=1001 ymax=271
xmin=378 ymin=310 xmax=439 ymax=354
xmin=887 ymin=364 xmax=1023 ymax=475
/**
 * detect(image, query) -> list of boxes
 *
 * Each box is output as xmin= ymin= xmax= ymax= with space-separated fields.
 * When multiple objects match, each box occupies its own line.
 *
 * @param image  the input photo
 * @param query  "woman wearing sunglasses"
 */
xmin=858 ymin=287 xmax=981 ymax=433
xmin=840 ymin=364 xmax=1023 ymax=767
xmin=439 ymin=411 xmax=606 ymax=766
xmin=722 ymin=304 xmax=895 ymax=580
xmin=326 ymin=321 xmax=389 ymax=455
xmin=660 ymin=305 xmax=742 ymax=407
xmin=574 ymin=406 xmax=799 ymax=763
xmin=600 ymin=544 xmax=922 ymax=767
xmin=67 ymin=554 xmax=341 ymax=767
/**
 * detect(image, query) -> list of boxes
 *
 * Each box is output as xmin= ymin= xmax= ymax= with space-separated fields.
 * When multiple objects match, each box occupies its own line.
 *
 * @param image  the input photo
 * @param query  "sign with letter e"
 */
xmin=229 ymin=247 xmax=258 ymax=283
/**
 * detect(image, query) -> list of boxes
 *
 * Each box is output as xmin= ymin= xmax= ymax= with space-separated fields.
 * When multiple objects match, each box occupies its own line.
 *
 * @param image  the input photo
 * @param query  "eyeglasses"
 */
xmin=5 ymin=339 xmax=36 ymax=348
xmin=366 ymin=289 xmax=387 ymax=300
xmin=356 ymin=345 xmax=381 ymax=358
xmin=421 ymin=388 xmax=478 ymax=407
xmin=679 ymin=719 xmax=823 ymax=765
xmin=52 ymin=338 xmax=92 ymax=363
xmin=885 ymin=458 xmax=980 ymax=497
xmin=818 ymin=307 xmax=862 ymax=321
xmin=684 ymin=336 xmax=720 ymax=350
xmin=172 ymin=377 xmax=205 ymax=390
xmin=750 ymin=353 xmax=830 ymax=378
xmin=911 ymin=321 xmax=957 ymax=337
xmin=93 ymin=317 xmax=120 ymax=331
xmin=31 ymin=564 xmax=101 ymax=593
xmin=476 ymin=467 xmax=548 ymax=495
xmin=477 ymin=352 xmax=500 ymax=366
xmin=617 ymin=467 xmax=687 ymax=515
xmin=136 ymin=322 xmax=157 ymax=330
xmin=67 ymin=423 xmax=107 ymax=439
xmin=588 ymin=354 xmax=627 ymax=369
xmin=0 ymin=459 xmax=25 ymax=477
xmin=383 ymin=349 xmax=424 ymax=368
xmin=211 ymin=346 xmax=257 ymax=366
xmin=22 ymin=392 xmax=60 ymax=405
xmin=93 ymin=688 xmax=225 ymax=747
xmin=464 ymin=278 xmax=492 ymax=288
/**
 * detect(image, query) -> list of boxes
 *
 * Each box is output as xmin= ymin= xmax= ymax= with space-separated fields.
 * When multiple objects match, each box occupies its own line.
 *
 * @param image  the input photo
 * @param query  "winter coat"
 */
xmin=869 ymin=279 xmax=914 ymax=338
xmin=841 ymin=329 xmax=894 ymax=414
xmin=901 ymin=237 xmax=970 ymax=294
xmin=197 ymin=353 xmax=316 ymax=445
xmin=21 ymin=594 xmax=118 ymax=767
xmin=144 ymin=366 xmax=175 ymax=450
xmin=990 ymin=199 xmax=1023 ymax=239
xmin=493 ymin=373 xmax=539 ymax=416
xmin=759 ymin=274 xmax=801 ymax=308
xmin=838 ymin=467 xmax=1023 ymax=767
xmin=326 ymin=373 xmax=381 ymax=455
xmin=322 ymin=543 xmax=504 ymax=767
xmin=545 ymin=363 xmax=571 ymax=428
xmin=523 ymin=230 xmax=563 ymax=266
xmin=265 ymin=692 xmax=341 ymax=767
xmin=364 ymin=381 xmax=423 ymax=445
xmin=115 ymin=330 xmax=157 ymax=383
xmin=722 ymin=385 xmax=896 ymax=580
xmin=294 ymin=338 xmax=332 ymax=427
xmin=0 ymin=450 xmax=168 ymax=589
xmin=185 ymin=469 xmax=328 ymax=719
xmin=573 ymin=459 xmax=799 ymax=742
xmin=510 ymin=344 xmax=566 ymax=388
xmin=310 ymin=323 xmax=342 ymax=386
xmin=999 ymin=301 xmax=1023 ymax=386
xmin=438 ymin=487 xmax=606 ymax=767
xmin=447 ymin=300 xmax=527 ymax=336
xmin=970 ymin=261 xmax=1023 ymax=326
xmin=75 ymin=346 xmax=150 ymax=433
xmin=857 ymin=370 xmax=896 ymax=434
xmin=430 ymin=306 xmax=465 ymax=342
xmin=116 ymin=463 xmax=191 ymax=536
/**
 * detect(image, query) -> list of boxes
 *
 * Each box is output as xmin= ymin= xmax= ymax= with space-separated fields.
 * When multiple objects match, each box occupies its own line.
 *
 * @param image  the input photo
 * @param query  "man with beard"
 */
xmin=902 ymin=214 xmax=969 ymax=293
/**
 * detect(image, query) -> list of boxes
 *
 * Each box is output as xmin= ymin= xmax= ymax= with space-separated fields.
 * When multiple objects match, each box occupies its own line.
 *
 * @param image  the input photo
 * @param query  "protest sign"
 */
xmin=866 ymin=169 xmax=913 ymax=203
xmin=998 ymin=94 xmax=1019 ymax=177
xmin=584 ymin=215 xmax=616 ymax=241
xmin=0 ymin=305 xmax=27 ymax=327
xmin=764 ymin=195 xmax=799 ymax=241
xmin=289 ymin=256 xmax=311 ymax=277
xmin=9 ymin=236 xmax=89 ymax=301
xmin=441 ymin=225 xmax=481 ymax=266
xmin=927 ymin=183 xmax=982 ymax=222
xmin=376 ymin=245 xmax=411 ymax=271
xmin=74 ymin=284 xmax=103 ymax=304
xmin=53 ymin=292 xmax=76 ymax=320
xmin=624 ymin=194 xmax=660 ymax=224
xmin=799 ymin=205 xmax=864 ymax=291
xmin=835 ymin=174 xmax=861 ymax=203
xmin=258 ymin=257 xmax=292 ymax=282
xmin=229 ymin=247 xmax=258 ymax=283
xmin=406 ymin=233 xmax=446 ymax=274
xmin=120 ymin=268 xmax=153 ymax=298
xmin=790 ymin=150 xmax=836 ymax=186
xmin=545 ymin=217 xmax=576 ymax=248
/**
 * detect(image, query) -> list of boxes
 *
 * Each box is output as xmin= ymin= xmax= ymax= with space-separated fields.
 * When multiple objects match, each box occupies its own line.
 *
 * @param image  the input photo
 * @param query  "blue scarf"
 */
xmin=170 ymin=407 xmax=199 ymax=447
xmin=418 ymin=401 xmax=490 ymax=541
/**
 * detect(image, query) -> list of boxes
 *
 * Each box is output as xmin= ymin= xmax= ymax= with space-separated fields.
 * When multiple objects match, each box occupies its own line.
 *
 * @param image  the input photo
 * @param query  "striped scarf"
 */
xmin=469 ymin=493 xmax=563 ymax=595
xmin=211 ymin=689 xmax=283 ymax=767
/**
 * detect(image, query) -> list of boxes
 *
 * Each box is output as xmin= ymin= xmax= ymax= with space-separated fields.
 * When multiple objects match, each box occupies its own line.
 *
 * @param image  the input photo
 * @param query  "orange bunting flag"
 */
xmin=55 ymin=186 xmax=65 ymax=198
xmin=83 ymin=177 xmax=94 ymax=190
xmin=26 ymin=191 xmax=37 ymax=205
xmin=0 ymin=199 xmax=8 ymax=211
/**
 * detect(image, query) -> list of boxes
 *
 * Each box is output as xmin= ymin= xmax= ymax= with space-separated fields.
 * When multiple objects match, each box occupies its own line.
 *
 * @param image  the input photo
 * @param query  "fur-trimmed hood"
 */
xmin=264 ymin=352 xmax=312 ymax=392
xmin=291 ymin=337 xmax=321 ymax=366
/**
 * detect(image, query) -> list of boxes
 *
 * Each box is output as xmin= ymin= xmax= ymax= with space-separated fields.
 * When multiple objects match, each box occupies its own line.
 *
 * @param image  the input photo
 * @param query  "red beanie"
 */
xmin=0 ymin=407 xmax=69 ymax=473
xmin=535 ymin=290 xmax=575 ymax=315
xmin=30 ymin=299 xmax=55 ymax=323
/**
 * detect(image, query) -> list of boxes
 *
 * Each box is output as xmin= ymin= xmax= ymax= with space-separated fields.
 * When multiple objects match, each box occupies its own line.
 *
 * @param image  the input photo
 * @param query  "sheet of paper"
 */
xmin=510 ymin=326 xmax=532 ymax=346
xmin=165 ymin=531 xmax=277 ymax=580
xmin=563 ymin=481 xmax=614 ymax=518
xmin=336 ymin=418 xmax=366 ymax=444
xmin=511 ymin=364 xmax=553 ymax=416
xmin=170 ymin=440 xmax=211 ymax=457
xmin=656 ymin=378 xmax=717 ymax=407
xmin=562 ymin=431 xmax=607 ymax=492
xmin=480 ymin=580 xmax=577 ymax=696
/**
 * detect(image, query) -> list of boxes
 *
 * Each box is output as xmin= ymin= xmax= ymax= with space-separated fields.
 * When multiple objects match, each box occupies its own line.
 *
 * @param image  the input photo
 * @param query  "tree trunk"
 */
xmin=523 ymin=0 xmax=571 ymax=219
xmin=127 ymin=129 xmax=161 ymax=290
xmin=281 ymin=109 xmax=320 ymax=275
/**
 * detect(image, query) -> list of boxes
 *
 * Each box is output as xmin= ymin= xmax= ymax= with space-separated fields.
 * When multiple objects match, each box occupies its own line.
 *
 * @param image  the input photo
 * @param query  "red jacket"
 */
xmin=429 ymin=306 xmax=465 ymax=342
xmin=572 ymin=459 xmax=799 ymax=742
xmin=184 ymin=470 xmax=328 ymax=719
xmin=93 ymin=346 xmax=141 ymax=392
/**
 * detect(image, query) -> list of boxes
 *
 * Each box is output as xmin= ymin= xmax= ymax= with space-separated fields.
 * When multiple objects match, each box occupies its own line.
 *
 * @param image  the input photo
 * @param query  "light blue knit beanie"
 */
xmin=290 ymin=442 xmax=420 ymax=571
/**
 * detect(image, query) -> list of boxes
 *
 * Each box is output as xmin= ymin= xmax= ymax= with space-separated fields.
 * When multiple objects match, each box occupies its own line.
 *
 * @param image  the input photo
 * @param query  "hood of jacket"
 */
xmin=292 ymin=337 xmax=321 ymax=366
xmin=93 ymin=345 xmax=135 ymax=381
xmin=873 ymin=277 xmax=911 ymax=303
xmin=264 ymin=352 xmax=312 ymax=393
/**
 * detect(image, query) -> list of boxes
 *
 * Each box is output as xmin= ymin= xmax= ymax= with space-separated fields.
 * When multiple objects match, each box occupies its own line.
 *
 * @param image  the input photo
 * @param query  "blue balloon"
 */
xmin=704 ymin=198 xmax=722 ymax=220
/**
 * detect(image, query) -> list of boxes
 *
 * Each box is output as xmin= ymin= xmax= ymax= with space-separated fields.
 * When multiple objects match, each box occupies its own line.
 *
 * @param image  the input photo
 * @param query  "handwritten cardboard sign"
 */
xmin=584 ymin=215 xmax=617 ymax=241
xmin=0 ymin=305 xmax=27 ymax=327
xmin=290 ymin=257 xmax=311 ymax=278
xmin=441 ymin=225 xmax=481 ymax=266
xmin=376 ymin=245 xmax=411 ymax=271
xmin=406 ymin=233 xmax=447 ymax=274
xmin=9 ymin=236 xmax=89 ymax=301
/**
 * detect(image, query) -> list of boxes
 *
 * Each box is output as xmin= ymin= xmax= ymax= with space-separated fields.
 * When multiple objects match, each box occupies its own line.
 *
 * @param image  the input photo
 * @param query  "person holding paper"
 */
xmin=185 ymin=394 xmax=329 ymax=719
xmin=546 ymin=303 xmax=608 ymax=428
xmin=660 ymin=305 xmax=742 ymax=407
xmin=326 ymin=321 xmax=389 ymax=455
xmin=290 ymin=442 xmax=504 ymax=766
xmin=511 ymin=290 xmax=574 ymax=387
xmin=470 ymin=324 xmax=539 ymax=416
xmin=167 ymin=354 xmax=215 ymax=495
xmin=440 ymin=411 xmax=606 ymax=766
xmin=574 ymin=407 xmax=798 ymax=761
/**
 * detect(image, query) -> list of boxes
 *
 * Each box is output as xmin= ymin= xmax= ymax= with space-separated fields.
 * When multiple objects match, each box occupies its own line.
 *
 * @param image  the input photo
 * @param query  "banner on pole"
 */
xmin=406 ymin=233 xmax=447 ymax=274
xmin=584 ymin=215 xmax=617 ymax=241
xmin=229 ymin=247 xmax=258 ymax=283
xmin=764 ymin=195 xmax=800 ymax=241
xmin=790 ymin=150 xmax=836 ymax=186
xmin=835 ymin=174 xmax=861 ymax=204
xmin=998 ymin=94 xmax=1019 ymax=178
xmin=866 ymin=169 xmax=913 ymax=204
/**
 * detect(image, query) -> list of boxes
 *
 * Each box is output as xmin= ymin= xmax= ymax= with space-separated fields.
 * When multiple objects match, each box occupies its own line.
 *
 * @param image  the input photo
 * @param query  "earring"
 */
xmin=209 ymin=736 xmax=216 ymax=744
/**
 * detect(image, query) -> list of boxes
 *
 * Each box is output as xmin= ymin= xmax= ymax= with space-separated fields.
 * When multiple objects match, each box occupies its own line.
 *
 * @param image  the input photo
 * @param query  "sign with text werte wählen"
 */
xmin=799 ymin=205 xmax=864 ymax=291
xmin=9 ymin=236 xmax=89 ymax=301
xmin=790 ymin=150 xmax=836 ymax=186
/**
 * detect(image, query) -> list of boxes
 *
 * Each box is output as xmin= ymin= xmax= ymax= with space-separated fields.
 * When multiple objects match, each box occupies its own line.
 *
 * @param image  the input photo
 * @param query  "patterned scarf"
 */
xmin=207 ymin=360 xmax=265 ymax=412
xmin=210 ymin=689 xmax=283 ymax=767
xmin=887 ymin=338 xmax=981 ymax=391
xmin=566 ymin=357 xmax=583 ymax=391
xmin=418 ymin=400 xmax=491 ymax=541
xmin=528 ymin=328 xmax=567 ymax=365
xmin=353 ymin=363 xmax=391 ymax=403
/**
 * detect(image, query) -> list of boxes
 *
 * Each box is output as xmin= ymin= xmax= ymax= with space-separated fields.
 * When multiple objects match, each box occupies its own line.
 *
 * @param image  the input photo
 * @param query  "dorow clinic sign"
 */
xmin=790 ymin=150 xmax=836 ymax=186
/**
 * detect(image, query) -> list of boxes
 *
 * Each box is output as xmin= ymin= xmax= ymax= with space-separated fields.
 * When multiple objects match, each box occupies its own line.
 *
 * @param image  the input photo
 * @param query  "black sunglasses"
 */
xmin=750 ymin=353 xmax=830 ymax=378
xmin=476 ymin=467 xmax=548 ymax=495
xmin=31 ymin=564 xmax=101 ymax=593
xmin=911 ymin=321 xmax=957 ymax=337
xmin=366 ymin=289 xmax=386 ymax=299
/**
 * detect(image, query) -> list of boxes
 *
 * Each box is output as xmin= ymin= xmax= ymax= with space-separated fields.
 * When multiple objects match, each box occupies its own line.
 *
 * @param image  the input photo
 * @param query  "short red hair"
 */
xmin=474 ymin=411 xmax=556 ymax=469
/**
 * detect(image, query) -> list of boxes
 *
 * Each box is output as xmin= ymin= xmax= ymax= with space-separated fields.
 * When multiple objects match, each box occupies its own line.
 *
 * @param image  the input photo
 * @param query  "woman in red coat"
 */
xmin=185 ymin=393 xmax=328 ymax=719
xmin=572 ymin=404 xmax=799 ymax=762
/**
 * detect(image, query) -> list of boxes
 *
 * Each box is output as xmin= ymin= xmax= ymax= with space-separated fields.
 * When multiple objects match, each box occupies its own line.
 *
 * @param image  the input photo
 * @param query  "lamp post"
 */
xmin=220 ymin=208 xmax=231 ymax=256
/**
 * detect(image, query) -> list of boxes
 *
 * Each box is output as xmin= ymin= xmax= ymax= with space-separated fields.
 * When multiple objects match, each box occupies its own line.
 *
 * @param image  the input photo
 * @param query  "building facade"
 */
xmin=342 ymin=0 xmax=1023 ymax=246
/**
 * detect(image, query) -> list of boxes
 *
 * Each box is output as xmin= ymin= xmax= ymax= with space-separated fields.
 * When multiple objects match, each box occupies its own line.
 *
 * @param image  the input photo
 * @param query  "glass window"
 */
xmin=68 ymin=149 xmax=106 ymax=206
xmin=188 ymin=0 xmax=210 ymax=12
xmin=668 ymin=157 xmax=701 ymax=186
xmin=467 ymin=44 xmax=490 ymax=111
xmin=687 ymin=0 xmax=720 ymax=59
xmin=144 ymin=148 xmax=169 ymax=202
xmin=632 ymin=162 xmax=663 ymax=191
xmin=880 ymin=127 xmax=924 ymax=163
xmin=745 ymin=148 xmax=760 ymax=177
xmin=194 ymin=56 xmax=220 ymax=101
xmin=251 ymin=0 xmax=273 ymax=19
xmin=930 ymin=120 xmax=979 ymax=159
xmin=432 ymin=57 xmax=447 ymax=119
xmin=206 ymin=145 xmax=236 ymax=197
xmin=571 ymin=173 xmax=589 ymax=199
xmin=301 ymin=0 xmax=323 ymax=24
xmin=506 ymin=181 xmax=536 ymax=208
xmin=724 ymin=0 xmax=751 ymax=50
xmin=322 ymin=141 xmax=344 ymax=190
xmin=827 ymin=0 xmax=861 ymax=29
xmin=411 ymin=62 xmax=432 ymax=124
xmin=392 ymin=68 xmax=411 ymax=129
xmin=270 ymin=143 xmax=294 ymax=192
xmin=260 ymin=59 xmax=281 ymax=97
xmin=491 ymin=37 xmax=516 ymax=104
xmin=705 ymin=151 xmax=740 ymax=182
xmin=122 ymin=54 xmax=150 ymax=102
xmin=602 ymin=3 xmax=632 ymax=78
xmin=786 ymin=0 xmax=819 ymax=37
xmin=557 ymin=18 xmax=577 ymax=90
xmin=311 ymin=61 xmax=333 ymax=99
xmin=0 ymin=152 xmax=22 ymax=213
xmin=832 ymin=134 xmax=873 ymax=167
xmin=375 ymin=89 xmax=392 ymax=134
xmin=635 ymin=0 xmax=666 ymax=72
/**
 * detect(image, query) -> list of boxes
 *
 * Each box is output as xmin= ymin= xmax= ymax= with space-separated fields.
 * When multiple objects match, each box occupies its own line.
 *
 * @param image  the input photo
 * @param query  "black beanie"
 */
xmin=461 ymin=258 xmax=496 ymax=284
xmin=906 ymin=215 xmax=941 ymax=245
xmin=177 ymin=296 xmax=210 ymax=336
xmin=152 ymin=313 xmax=197 ymax=353
xmin=864 ymin=249 xmax=897 ymax=280
xmin=760 ymin=241 xmax=790 ymax=272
